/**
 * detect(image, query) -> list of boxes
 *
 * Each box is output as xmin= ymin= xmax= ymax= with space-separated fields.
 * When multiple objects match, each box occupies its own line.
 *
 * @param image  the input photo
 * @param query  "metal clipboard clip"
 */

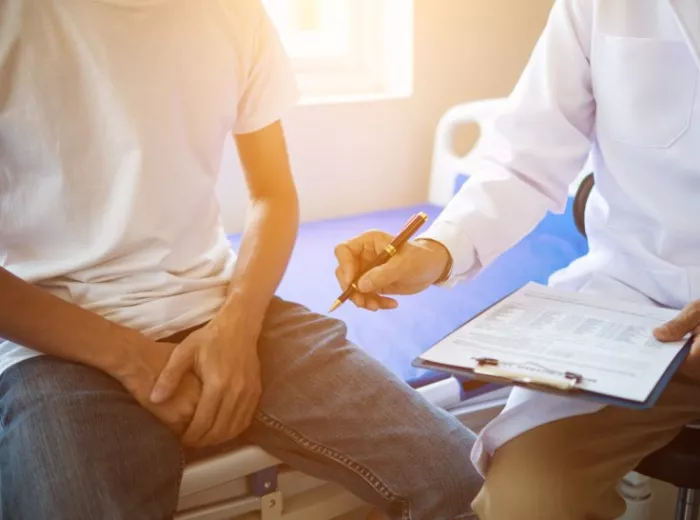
xmin=472 ymin=357 xmax=584 ymax=392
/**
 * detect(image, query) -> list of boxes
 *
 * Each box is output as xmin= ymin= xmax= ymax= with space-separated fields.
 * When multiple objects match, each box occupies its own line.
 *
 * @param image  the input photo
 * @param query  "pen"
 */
xmin=329 ymin=211 xmax=429 ymax=313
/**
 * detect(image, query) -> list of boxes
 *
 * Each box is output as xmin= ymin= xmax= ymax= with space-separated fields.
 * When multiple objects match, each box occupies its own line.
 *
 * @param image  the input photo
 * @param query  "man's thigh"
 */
xmin=473 ymin=379 xmax=700 ymax=520
xmin=0 ymin=356 xmax=183 ymax=520
xmin=243 ymin=297 xmax=480 ymax=519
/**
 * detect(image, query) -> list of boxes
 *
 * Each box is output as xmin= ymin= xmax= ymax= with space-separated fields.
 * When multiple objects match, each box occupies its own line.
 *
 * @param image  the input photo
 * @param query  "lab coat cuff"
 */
xmin=417 ymin=221 xmax=480 ymax=288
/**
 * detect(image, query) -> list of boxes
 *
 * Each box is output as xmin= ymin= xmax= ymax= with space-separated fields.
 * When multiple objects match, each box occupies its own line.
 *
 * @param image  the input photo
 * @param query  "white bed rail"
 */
xmin=428 ymin=97 xmax=507 ymax=207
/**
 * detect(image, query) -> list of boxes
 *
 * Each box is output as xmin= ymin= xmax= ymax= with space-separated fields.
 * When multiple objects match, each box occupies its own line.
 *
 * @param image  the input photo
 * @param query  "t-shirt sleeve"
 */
xmin=233 ymin=1 xmax=300 ymax=134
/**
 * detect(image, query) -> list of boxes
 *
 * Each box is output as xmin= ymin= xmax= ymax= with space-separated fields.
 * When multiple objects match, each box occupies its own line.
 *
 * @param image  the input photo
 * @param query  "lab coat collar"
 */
xmin=669 ymin=0 xmax=700 ymax=69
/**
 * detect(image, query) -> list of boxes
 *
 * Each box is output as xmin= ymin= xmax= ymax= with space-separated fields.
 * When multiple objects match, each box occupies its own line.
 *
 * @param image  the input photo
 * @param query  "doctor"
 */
xmin=335 ymin=0 xmax=700 ymax=518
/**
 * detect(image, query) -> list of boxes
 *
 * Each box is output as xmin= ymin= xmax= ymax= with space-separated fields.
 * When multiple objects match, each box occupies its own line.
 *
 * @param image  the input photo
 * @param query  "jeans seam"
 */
xmin=168 ymin=448 xmax=186 ymax=520
xmin=256 ymin=411 xmax=412 ymax=518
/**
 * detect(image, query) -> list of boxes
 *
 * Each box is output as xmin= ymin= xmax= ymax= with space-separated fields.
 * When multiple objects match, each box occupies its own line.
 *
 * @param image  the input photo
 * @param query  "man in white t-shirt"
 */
xmin=0 ymin=2 xmax=481 ymax=519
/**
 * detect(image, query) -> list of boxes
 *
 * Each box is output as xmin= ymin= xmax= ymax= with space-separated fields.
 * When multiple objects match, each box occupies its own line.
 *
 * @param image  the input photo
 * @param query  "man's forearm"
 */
xmin=0 ymin=267 xmax=142 ymax=374
xmin=215 ymin=194 xmax=299 ymax=334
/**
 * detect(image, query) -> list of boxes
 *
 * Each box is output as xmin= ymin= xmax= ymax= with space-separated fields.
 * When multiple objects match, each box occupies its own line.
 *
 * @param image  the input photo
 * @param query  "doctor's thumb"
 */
xmin=357 ymin=260 xmax=402 ymax=293
xmin=655 ymin=303 xmax=700 ymax=342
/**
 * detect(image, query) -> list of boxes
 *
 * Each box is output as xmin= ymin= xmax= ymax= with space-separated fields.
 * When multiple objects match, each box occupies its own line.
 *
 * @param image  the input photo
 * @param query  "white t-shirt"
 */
xmin=0 ymin=0 xmax=299 ymax=376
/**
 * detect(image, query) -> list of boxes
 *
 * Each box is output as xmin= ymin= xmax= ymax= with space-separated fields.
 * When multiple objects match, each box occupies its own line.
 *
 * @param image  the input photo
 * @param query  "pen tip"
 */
xmin=329 ymin=300 xmax=341 ymax=313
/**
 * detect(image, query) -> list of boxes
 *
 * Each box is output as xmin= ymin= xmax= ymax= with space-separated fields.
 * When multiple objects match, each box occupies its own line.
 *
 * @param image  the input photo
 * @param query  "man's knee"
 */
xmin=0 ymin=358 xmax=183 ymax=520
xmin=397 ymin=416 xmax=481 ymax=519
xmin=420 ymin=453 xmax=481 ymax=519
xmin=255 ymin=300 xmax=481 ymax=518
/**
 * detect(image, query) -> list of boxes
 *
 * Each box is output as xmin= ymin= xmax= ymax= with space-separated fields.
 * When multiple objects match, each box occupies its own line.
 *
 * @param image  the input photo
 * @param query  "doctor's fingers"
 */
xmin=655 ymin=301 xmax=700 ymax=342
xmin=353 ymin=293 xmax=398 ymax=311
xmin=334 ymin=246 xmax=409 ymax=291
xmin=335 ymin=231 xmax=396 ymax=274
xmin=355 ymin=254 xmax=414 ymax=294
xmin=334 ymin=245 xmax=360 ymax=287
xmin=333 ymin=266 xmax=398 ymax=311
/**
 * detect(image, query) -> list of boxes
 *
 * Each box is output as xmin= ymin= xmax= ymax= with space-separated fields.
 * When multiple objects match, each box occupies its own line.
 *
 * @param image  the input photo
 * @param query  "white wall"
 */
xmin=216 ymin=0 xmax=554 ymax=234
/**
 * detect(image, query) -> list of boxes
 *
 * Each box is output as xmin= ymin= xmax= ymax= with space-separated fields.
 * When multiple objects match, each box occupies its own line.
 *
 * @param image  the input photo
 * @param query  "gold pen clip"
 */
xmin=472 ymin=358 xmax=583 ymax=392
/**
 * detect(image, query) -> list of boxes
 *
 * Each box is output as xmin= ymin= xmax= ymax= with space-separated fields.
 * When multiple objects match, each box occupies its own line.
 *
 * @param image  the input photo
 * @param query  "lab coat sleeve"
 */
xmin=419 ymin=0 xmax=596 ymax=286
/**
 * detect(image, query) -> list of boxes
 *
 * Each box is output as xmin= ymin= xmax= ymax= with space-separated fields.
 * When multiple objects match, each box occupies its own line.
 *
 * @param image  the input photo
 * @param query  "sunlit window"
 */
xmin=262 ymin=0 xmax=414 ymax=103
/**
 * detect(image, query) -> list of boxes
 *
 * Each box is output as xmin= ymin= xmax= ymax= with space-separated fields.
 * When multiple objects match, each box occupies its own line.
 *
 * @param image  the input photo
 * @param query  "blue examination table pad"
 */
xmin=229 ymin=200 xmax=588 ymax=386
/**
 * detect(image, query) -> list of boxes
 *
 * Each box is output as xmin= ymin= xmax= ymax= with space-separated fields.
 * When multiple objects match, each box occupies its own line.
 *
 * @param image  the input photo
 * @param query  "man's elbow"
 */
xmin=252 ymin=185 xmax=299 ymax=221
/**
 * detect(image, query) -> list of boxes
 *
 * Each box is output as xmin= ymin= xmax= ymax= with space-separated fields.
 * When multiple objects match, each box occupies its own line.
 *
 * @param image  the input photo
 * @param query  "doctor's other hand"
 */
xmin=654 ymin=300 xmax=700 ymax=379
xmin=334 ymin=231 xmax=451 ymax=311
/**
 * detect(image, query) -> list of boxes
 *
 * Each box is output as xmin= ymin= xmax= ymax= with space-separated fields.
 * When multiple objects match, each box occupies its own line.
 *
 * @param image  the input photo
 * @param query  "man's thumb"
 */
xmin=357 ymin=259 xmax=402 ymax=293
xmin=150 ymin=348 xmax=192 ymax=404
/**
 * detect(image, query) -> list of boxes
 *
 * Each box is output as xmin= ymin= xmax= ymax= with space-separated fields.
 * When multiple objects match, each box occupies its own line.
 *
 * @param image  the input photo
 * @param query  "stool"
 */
xmin=636 ymin=426 xmax=700 ymax=520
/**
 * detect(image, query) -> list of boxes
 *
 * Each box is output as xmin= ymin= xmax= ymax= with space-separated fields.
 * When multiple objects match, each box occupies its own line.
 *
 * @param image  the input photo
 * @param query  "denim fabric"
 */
xmin=0 ymin=298 xmax=480 ymax=519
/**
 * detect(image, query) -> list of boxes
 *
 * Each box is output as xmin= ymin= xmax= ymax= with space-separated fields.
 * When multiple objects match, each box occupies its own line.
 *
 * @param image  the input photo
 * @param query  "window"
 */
xmin=263 ymin=0 xmax=414 ymax=104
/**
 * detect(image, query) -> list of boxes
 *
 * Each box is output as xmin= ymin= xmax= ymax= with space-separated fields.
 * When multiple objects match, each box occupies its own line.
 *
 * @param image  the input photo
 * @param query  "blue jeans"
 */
xmin=0 ymin=298 xmax=480 ymax=520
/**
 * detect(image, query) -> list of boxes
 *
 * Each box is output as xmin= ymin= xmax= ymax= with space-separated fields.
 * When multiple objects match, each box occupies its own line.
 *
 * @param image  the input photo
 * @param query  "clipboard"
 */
xmin=412 ymin=342 xmax=691 ymax=409
xmin=411 ymin=286 xmax=693 ymax=410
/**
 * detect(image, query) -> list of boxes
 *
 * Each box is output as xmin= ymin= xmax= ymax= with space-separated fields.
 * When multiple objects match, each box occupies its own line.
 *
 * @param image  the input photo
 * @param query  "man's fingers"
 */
xmin=151 ymin=345 xmax=194 ymax=404
xmin=227 ymin=387 xmax=260 ymax=440
xmin=655 ymin=303 xmax=700 ymax=342
xmin=199 ymin=390 xmax=239 ymax=446
xmin=182 ymin=383 xmax=222 ymax=446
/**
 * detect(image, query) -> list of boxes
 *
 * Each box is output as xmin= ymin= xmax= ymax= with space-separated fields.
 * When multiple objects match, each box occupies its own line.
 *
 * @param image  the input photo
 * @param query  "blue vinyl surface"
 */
xmin=229 ymin=199 xmax=588 ymax=386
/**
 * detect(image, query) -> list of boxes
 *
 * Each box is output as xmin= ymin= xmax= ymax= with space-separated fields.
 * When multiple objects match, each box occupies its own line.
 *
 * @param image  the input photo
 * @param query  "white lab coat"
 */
xmin=421 ymin=0 xmax=700 ymax=476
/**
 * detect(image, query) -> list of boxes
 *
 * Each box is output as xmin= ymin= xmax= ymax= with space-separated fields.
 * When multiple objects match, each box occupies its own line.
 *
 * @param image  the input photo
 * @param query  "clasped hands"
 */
xmin=117 ymin=302 xmax=262 ymax=448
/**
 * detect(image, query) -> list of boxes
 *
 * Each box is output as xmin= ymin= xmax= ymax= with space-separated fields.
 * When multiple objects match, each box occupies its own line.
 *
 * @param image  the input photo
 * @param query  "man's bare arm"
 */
xmin=149 ymin=120 xmax=300 ymax=447
xmin=0 ymin=266 xmax=143 ymax=376
xmin=225 ymin=119 xmax=299 ymax=320
xmin=0 ymin=266 xmax=203 ymax=433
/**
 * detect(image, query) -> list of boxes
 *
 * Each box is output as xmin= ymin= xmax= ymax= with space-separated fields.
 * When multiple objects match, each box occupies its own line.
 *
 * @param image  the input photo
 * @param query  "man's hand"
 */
xmin=118 ymin=341 xmax=202 ymax=437
xmin=654 ymin=300 xmax=700 ymax=378
xmin=334 ymin=231 xmax=451 ymax=311
xmin=149 ymin=311 xmax=262 ymax=448
xmin=143 ymin=120 xmax=297 ymax=448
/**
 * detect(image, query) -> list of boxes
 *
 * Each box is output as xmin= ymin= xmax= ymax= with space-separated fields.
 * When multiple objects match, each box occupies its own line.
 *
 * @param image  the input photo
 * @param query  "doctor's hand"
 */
xmin=149 ymin=313 xmax=262 ymax=448
xmin=334 ymin=231 xmax=451 ymax=311
xmin=654 ymin=300 xmax=700 ymax=378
